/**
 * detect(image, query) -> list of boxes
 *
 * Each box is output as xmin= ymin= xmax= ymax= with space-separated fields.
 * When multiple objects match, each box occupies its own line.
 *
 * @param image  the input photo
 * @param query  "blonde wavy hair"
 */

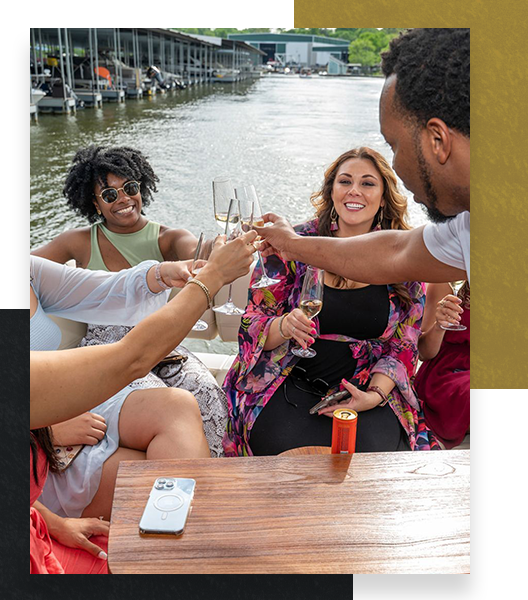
xmin=311 ymin=147 xmax=412 ymax=305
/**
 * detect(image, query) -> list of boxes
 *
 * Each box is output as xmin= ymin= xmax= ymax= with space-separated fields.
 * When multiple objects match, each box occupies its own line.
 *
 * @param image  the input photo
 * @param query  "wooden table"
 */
xmin=108 ymin=449 xmax=470 ymax=574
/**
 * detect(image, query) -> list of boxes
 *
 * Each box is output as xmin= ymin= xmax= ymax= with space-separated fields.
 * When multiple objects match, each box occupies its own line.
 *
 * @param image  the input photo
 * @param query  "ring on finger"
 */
xmin=292 ymin=325 xmax=296 ymax=335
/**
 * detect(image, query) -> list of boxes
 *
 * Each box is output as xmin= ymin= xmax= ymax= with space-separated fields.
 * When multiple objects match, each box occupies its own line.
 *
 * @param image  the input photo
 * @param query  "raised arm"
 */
xmin=256 ymin=215 xmax=466 ymax=284
xmin=30 ymin=231 xmax=257 ymax=429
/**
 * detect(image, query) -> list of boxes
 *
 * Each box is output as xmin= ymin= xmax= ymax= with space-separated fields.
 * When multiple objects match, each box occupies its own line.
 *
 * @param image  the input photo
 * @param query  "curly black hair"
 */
xmin=63 ymin=145 xmax=160 ymax=223
xmin=381 ymin=28 xmax=470 ymax=137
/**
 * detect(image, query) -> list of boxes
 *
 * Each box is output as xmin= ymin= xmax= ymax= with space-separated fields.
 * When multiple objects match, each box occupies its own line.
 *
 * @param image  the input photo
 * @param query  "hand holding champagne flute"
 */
xmin=212 ymin=198 xmax=247 ymax=316
xmin=291 ymin=266 xmax=324 ymax=358
xmin=439 ymin=280 xmax=467 ymax=331
xmin=234 ymin=185 xmax=280 ymax=288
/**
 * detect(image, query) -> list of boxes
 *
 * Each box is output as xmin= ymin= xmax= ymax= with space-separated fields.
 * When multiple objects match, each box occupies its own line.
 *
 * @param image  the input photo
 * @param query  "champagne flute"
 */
xmin=190 ymin=231 xmax=214 ymax=331
xmin=234 ymin=184 xmax=280 ymax=288
xmin=237 ymin=196 xmax=255 ymax=235
xmin=234 ymin=188 xmax=256 ymax=254
xmin=440 ymin=280 xmax=467 ymax=331
xmin=291 ymin=266 xmax=324 ymax=358
xmin=213 ymin=176 xmax=235 ymax=232
xmin=212 ymin=198 xmax=246 ymax=316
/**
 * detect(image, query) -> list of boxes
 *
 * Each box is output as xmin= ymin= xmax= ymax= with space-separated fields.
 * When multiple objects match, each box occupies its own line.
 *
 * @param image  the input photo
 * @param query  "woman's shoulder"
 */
xmin=31 ymin=226 xmax=92 ymax=266
xmin=53 ymin=226 xmax=93 ymax=251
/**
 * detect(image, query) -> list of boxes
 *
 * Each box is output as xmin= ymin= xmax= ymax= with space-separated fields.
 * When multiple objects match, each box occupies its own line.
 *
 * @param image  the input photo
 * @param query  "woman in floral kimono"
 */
xmin=223 ymin=147 xmax=438 ymax=456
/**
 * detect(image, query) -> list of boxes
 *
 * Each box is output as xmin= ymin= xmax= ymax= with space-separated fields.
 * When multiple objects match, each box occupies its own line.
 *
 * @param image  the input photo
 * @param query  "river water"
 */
xmin=30 ymin=74 xmax=429 ymax=353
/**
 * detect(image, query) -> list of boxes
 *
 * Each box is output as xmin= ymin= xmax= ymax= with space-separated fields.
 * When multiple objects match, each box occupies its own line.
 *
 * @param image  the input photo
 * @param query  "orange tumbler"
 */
xmin=331 ymin=408 xmax=358 ymax=454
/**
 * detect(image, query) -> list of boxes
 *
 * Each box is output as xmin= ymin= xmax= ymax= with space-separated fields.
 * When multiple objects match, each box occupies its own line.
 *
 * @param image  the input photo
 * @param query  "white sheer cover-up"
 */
xmin=31 ymin=256 xmax=227 ymax=518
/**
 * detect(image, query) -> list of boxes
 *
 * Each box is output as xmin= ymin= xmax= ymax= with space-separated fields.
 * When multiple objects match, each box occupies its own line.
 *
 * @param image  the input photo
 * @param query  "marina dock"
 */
xmin=30 ymin=28 xmax=265 ymax=117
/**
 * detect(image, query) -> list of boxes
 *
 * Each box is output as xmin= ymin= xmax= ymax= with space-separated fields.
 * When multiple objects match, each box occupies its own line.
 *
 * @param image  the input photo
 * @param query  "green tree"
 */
xmin=347 ymin=29 xmax=403 ymax=70
xmin=213 ymin=28 xmax=239 ymax=38
xmin=348 ymin=38 xmax=379 ymax=68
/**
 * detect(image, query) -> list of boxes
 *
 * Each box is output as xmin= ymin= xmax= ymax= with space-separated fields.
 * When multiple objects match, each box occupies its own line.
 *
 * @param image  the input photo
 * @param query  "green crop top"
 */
xmin=86 ymin=221 xmax=165 ymax=271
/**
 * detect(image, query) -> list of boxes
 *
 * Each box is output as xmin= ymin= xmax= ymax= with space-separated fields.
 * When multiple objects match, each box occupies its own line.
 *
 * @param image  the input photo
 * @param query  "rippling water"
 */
xmin=30 ymin=76 xmax=428 ymax=245
xmin=30 ymin=75 xmax=429 ymax=353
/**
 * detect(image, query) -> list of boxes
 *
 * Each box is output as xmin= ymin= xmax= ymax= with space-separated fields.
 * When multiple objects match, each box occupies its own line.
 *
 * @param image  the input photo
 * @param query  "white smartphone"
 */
xmin=139 ymin=477 xmax=196 ymax=535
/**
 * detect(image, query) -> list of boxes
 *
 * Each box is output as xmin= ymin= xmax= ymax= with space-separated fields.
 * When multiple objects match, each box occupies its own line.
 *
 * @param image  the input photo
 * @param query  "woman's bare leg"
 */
xmin=81 ymin=447 xmax=145 ymax=520
xmin=118 ymin=387 xmax=210 ymax=459
xmin=81 ymin=387 xmax=209 ymax=519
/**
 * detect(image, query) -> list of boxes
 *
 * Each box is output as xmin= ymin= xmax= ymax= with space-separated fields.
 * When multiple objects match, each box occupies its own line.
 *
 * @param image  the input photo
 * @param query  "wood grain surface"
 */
xmin=108 ymin=450 xmax=470 ymax=574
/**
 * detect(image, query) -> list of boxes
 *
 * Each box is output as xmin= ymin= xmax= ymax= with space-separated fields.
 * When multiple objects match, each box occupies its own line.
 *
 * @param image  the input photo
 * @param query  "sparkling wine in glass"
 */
xmin=291 ymin=266 xmax=324 ymax=359
xmin=212 ymin=198 xmax=246 ymax=316
xmin=234 ymin=184 xmax=280 ymax=289
xmin=213 ymin=176 xmax=235 ymax=232
xmin=237 ymin=196 xmax=255 ymax=234
xmin=440 ymin=280 xmax=467 ymax=331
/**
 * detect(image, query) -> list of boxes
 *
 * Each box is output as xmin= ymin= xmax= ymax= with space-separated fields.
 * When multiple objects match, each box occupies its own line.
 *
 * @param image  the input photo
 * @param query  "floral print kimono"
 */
xmin=222 ymin=219 xmax=439 ymax=456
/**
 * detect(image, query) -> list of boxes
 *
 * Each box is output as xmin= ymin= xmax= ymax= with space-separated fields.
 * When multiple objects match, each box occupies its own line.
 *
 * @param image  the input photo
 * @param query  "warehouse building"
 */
xmin=227 ymin=33 xmax=350 ymax=68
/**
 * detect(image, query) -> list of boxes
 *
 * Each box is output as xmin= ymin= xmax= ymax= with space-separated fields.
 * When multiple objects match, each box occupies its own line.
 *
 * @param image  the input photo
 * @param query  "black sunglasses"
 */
xmin=290 ymin=365 xmax=330 ymax=396
xmin=284 ymin=366 xmax=330 ymax=408
xmin=96 ymin=180 xmax=140 ymax=204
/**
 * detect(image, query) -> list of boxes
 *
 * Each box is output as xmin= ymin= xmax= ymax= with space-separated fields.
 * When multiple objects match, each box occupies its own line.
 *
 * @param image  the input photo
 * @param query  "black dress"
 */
xmin=249 ymin=284 xmax=411 ymax=455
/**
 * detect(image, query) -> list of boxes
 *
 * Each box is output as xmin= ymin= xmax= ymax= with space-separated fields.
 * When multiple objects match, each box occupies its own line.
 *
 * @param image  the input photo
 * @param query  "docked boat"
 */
xmin=299 ymin=67 xmax=312 ymax=78
xmin=211 ymin=66 xmax=240 ymax=83
xmin=30 ymin=87 xmax=47 ymax=105
xmin=33 ymin=80 xmax=78 ymax=113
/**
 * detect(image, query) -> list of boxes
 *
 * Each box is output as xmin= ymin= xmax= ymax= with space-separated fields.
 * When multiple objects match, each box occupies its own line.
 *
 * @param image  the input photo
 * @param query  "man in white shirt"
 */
xmin=257 ymin=29 xmax=470 ymax=284
xmin=423 ymin=212 xmax=470 ymax=282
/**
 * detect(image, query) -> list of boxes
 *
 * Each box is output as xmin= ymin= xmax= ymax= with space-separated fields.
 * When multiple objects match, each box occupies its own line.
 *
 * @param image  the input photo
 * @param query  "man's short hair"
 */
xmin=381 ymin=28 xmax=469 ymax=137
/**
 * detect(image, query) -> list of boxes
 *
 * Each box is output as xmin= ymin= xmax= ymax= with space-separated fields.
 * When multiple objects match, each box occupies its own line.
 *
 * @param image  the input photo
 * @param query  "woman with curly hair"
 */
xmin=223 ymin=147 xmax=439 ymax=456
xmin=32 ymin=145 xmax=230 ymax=521
xmin=34 ymin=145 xmax=197 ymax=267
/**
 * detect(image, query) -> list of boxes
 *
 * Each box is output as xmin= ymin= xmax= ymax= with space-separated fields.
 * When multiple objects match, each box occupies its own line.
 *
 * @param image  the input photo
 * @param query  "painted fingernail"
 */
xmin=98 ymin=551 xmax=108 ymax=560
xmin=310 ymin=338 xmax=315 ymax=344
xmin=311 ymin=328 xmax=317 ymax=334
xmin=342 ymin=378 xmax=349 ymax=384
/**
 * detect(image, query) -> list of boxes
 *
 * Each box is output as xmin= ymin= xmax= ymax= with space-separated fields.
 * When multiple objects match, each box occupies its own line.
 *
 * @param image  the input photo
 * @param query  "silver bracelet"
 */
xmin=278 ymin=313 xmax=292 ymax=339
xmin=154 ymin=262 xmax=171 ymax=290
